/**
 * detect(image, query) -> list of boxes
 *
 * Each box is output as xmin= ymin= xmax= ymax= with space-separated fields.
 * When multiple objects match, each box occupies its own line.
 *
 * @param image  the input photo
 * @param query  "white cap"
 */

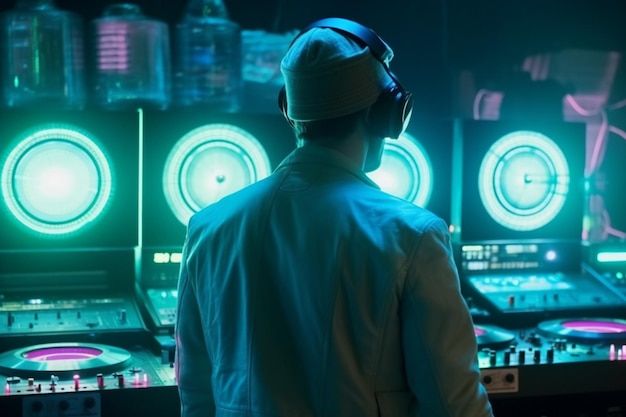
xmin=280 ymin=27 xmax=394 ymax=121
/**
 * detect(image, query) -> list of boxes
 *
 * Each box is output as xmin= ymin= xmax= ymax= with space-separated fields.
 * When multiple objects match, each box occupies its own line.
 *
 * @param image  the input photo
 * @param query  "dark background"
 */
xmin=2 ymin=0 xmax=624 ymax=120
xmin=2 ymin=0 xmax=625 ymax=235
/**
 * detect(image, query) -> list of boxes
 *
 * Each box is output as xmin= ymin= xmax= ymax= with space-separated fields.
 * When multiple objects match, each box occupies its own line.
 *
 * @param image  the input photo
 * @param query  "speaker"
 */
xmin=277 ymin=17 xmax=413 ymax=139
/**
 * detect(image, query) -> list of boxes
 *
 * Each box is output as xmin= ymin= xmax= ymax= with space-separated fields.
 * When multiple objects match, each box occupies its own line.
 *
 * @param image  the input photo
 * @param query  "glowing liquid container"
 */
xmin=91 ymin=4 xmax=171 ymax=110
xmin=174 ymin=0 xmax=242 ymax=112
xmin=0 ymin=0 xmax=86 ymax=109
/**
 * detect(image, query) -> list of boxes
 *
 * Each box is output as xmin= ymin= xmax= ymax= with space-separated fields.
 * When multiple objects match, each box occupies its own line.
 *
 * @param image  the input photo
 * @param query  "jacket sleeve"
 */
xmin=175 ymin=237 xmax=215 ymax=417
xmin=401 ymin=218 xmax=493 ymax=417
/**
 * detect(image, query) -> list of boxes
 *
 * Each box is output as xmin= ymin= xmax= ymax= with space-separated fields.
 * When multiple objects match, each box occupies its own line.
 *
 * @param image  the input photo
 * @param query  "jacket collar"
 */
xmin=276 ymin=144 xmax=380 ymax=189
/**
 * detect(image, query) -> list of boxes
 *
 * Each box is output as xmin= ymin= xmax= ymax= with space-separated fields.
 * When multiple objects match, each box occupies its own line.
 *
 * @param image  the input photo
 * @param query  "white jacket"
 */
xmin=175 ymin=144 xmax=493 ymax=417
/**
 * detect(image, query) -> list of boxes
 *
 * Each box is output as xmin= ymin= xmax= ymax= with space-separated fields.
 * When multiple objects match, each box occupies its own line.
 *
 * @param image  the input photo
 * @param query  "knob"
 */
xmin=505 ymin=373 xmax=515 ymax=383
xmin=84 ymin=396 xmax=96 ymax=409
xmin=117 ymin=373 xmax=125 ymax=387
xmin=59 ymin=400 xmax=70 ymax=411
xmin=31 ymin=401 xmax=44 ymax=412
xmin=503 ymin=351 xmax=511 ymax=365
xmin=97 ymin=373 xmax=105 ymax=389
xmin=526 ymin=333 xmax=541 ymax=346
xmin=533 ymin=349 xmax=541 ymax=363
xmin=507 ymin=295 xmax=515 ymax=307
xmin=518 ymin=350 xmax=525 ymax=364
xmin=483 ymin=375 xmax=492 ymax=384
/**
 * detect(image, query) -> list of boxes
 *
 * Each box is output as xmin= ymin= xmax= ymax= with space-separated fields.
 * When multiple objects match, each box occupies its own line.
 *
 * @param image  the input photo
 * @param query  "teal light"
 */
xmin=597 ymin=252 xmax=626 ymax=263
xmin=163 ymin=124 xmax=271 ymax=226
xmin=478 ymin=130 xmax=569 ymax=231
xmin=1 ymin=125 xmax=112 ymax=236
xmin=367 ymin=132 xmax=433 ymax=207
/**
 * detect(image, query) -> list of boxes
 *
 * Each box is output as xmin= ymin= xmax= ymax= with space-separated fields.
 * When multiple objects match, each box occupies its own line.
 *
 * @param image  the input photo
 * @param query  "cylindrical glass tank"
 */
xmin=0 ymin=0 xmax=86 ymax=109
xmin=174 ymin=0 xmax=242 ymax=112
xmin=91 ymin=3 xmax=171 ymax=110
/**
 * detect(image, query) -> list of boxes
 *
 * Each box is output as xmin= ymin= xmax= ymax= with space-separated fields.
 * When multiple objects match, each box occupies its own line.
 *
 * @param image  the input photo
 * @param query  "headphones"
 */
xmin=277 ymin=17 xmax=414 ymax=139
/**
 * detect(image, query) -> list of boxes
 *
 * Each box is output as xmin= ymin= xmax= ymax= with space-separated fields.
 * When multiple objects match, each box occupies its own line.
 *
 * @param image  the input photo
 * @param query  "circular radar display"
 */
xmin=163 ymin=124 xmax=271 ymax=225
xmin=1 ymin=125 xmax=112 ymax=237
xmin=367 ymin=132 xmax=433 ymax=207
xmin=478 ymin=130 xmax=570 ymax=231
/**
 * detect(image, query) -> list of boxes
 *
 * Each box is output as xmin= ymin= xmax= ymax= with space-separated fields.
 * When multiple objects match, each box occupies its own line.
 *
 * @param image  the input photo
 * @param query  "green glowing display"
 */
xmin=367 ymin=132 xmax=433 ymax=207
xmin=478 ymin=130 xmax=569 ymax=231
xmin=163 ymin=124 xmax=271 ymax=226
xmin=1 ymin=125 xmax=112 ymax=236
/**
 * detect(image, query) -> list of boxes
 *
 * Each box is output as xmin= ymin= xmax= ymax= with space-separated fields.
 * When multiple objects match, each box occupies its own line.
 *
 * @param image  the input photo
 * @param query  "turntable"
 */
xmin=477 ymin=317 xmax=626 ymax=399
xmin=0 ymin=109 xmax=178 ymax=416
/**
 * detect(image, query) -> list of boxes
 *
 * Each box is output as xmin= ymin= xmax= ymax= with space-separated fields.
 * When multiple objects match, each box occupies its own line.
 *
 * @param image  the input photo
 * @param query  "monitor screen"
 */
xmin=458 ymin=120 xmax=586 ymax=242
xmin=0 ymin=110 xmax=139 ymax=250
xmin=141 ymin=110 xmax=296 ymax=248
xmin=367 ymin=118 xmax=453 ymax=225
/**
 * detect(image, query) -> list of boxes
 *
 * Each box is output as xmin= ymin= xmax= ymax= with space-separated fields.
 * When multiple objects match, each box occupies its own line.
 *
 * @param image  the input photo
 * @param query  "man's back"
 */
xmin=175 ymin=145 xmax=492 ymax=417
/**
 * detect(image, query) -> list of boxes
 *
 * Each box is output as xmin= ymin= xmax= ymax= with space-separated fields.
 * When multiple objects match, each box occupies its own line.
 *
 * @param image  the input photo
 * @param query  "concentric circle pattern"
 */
xmin=1 ymin=125 xmax=112 ymax=237
xmin=478 ymin=130 xmax=570 ymax=231
xmin=367 ymin=132 xmax=433 ymax=207
xmin=163 ymin=124 xmax=271 ymax=225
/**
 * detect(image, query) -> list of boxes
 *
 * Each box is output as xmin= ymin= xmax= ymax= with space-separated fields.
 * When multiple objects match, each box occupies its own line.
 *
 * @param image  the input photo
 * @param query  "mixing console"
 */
xmin=477 ymin=318 xmax=626 ymax=399
xmin=0 ymin=339 xmax=178 ymax=417
xmin=1 ymin=297 xmax=143 ymax=336
xmin=467 ymin=269 xmax=626 ymax=313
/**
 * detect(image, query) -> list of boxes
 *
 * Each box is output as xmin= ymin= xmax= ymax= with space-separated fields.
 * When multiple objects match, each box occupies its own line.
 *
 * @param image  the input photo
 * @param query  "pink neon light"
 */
xmin=24 ymin=347 xmax=102 ymax=361
xmin=562 ymin=320 xmax=626 ymax=333
xmin=609 ymin=125 xmax=626 ymax=141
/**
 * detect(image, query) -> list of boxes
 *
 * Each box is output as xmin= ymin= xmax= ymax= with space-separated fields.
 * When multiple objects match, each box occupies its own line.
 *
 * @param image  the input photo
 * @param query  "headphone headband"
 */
xmin=278 ymin=17 xmax=413 ymax=139
xmin=296 ymin=18 xmax=394 ymax=66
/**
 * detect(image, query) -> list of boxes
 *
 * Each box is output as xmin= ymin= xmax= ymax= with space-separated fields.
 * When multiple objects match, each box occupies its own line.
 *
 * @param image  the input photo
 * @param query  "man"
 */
xmin=175 ymin=17 xmax=494 ymax=417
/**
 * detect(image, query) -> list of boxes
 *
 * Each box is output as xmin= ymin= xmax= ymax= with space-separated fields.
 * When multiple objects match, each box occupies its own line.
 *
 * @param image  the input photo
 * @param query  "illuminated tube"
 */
xmin=597 ymin=252 xmax=626 ymax=263
xmin=1 ymin=125 xmax=112 ymax=236
xmin=478 ymin=130 xmax=569 ymax=231
xmin=367 ymin=132 xmax=433 ymax=207
xmin=163 ymin=124 xmax=271 ymax=226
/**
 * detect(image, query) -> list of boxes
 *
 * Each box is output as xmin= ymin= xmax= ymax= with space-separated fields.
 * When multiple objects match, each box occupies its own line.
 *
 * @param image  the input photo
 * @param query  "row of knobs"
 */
xmin=5 ymin=309 xmax=128 ymax=327
xmin=482 ymin=345 xmax=556 ymax=365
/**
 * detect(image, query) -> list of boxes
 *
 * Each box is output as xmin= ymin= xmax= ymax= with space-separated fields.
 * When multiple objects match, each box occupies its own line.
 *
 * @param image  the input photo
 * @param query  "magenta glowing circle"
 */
xmin=474 ymin=326 xmax=486 ymax=336
xmin=562 ymin=320 xmax=626 ymax=333
xmin=163 ymin=124 xmax=271 ymax=226
xmin=478 ymin=130 xmax=569 ymax=231
xmin=538 ymin=318 xmax=626 ymax=343
xmin=0 ymin=342 xmax=132 ymax=377
xmin=367 ymin=132 xmax=433 ymax=207
xmin=23 ymin=347 xmax=103 ymax=361
xmin=1 ymin=125 xmax=113 ymax=237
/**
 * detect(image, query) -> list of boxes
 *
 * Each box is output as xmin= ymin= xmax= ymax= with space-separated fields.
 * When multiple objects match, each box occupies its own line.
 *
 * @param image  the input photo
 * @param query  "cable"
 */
xmin=609 ymin=125 xmax=626 ymax=141
xmin=473 ymin=89 xmax=490 ymax=120
xmin=607 ymin=97 xmax=626 ymax=111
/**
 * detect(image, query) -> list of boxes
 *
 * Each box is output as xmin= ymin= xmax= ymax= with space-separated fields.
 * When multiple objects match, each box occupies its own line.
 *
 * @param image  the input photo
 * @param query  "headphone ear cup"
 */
xmin=277 ymin=86 xmax=294 ymax=127
xmin=368 ymin=85 xmax=411 ymax=139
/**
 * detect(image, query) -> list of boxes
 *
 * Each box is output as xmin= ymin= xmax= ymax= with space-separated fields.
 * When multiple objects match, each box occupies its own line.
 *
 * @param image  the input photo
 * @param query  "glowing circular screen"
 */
xmin=163 ymin=124 xmax=271 ymax=226
xmin=1 ymin=126 xmax=112 ymax=236
xmin=478 ymin=130 xmax=569 ymax=231
xmin=367 ymin=132 xmax=433 ymax=207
